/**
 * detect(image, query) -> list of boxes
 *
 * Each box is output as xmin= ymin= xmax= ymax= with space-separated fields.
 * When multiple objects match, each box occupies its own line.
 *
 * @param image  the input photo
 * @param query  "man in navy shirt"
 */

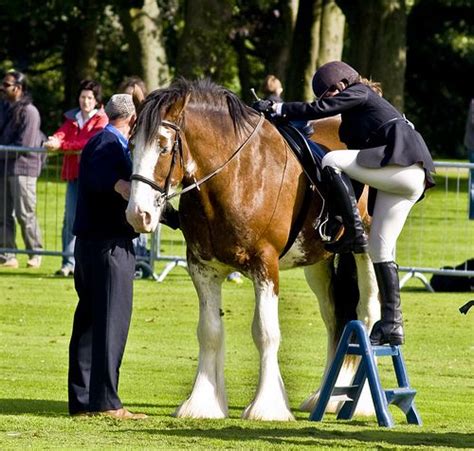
xmin=68 ymin=94 xmax=146 ymax=419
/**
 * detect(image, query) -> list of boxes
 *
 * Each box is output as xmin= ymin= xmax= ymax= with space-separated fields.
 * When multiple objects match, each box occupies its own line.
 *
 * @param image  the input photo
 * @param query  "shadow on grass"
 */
xmin=0 ymin=270 xmax=73 ymax=280
xmin=0 ymin=398 xmax=179 ymax=416
xmin=117 ymin=425 xmax=474 ymax=448
xmin=0 ymin=399 xmax=68 ymax=416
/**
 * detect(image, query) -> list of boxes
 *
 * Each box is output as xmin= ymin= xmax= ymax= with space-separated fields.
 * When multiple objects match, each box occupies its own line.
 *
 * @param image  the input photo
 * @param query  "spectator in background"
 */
xmin=261 ymin=74 xmax=284 ymax=103
xmin=0 ymin=70 xmax=45 ymax=269
xmin=68 ymin=94 xmax=146 ymax=419
xmin=44 ymin=80 xmax=108 ymax=276
xmin=464 ymin=98 xmax=474 ymax=219
xmin=119 ymin=76 xmax=147 ymax=107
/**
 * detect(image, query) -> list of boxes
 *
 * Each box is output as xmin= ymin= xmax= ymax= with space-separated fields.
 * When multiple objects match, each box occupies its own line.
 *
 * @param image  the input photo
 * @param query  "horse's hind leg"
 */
xmin=174 ymin=258 xmax=228 ymax=419
xmin=346 ymin=252 xmax=379 ymax=416
xmin=242 ymin=260 xmax=294 ymax=421
xmin=301 ymin=258 xmax=339 ymax=413
xmin=353 ymin=253 xmax=379 ymax=330
xmin=301 ymin=254 xmax=379 ymax=416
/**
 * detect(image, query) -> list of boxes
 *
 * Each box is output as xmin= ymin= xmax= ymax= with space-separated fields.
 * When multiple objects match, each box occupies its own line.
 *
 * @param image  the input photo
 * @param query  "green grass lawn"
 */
xmin=0 ymin=264 xmax=472 ymax=449
xmin=0 ymin=165 xmax=473 ymax=448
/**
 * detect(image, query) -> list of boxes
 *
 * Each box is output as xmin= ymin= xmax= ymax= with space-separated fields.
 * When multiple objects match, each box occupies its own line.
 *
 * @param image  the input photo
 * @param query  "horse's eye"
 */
xmin=159 ymin=146 xmax=171 ymax=155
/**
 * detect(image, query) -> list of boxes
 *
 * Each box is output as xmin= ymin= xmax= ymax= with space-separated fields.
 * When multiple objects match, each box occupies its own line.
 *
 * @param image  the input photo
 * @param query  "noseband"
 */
xmin=130 ymin=119 xmax=182 ymax=197
xmin=130 ymin=114 xmax=265 ymax=201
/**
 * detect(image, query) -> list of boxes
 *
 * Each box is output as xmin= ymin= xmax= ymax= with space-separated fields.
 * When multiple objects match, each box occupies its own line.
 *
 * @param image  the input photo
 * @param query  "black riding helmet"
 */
xmin=312 ymin=61 xmax=359 ymax=98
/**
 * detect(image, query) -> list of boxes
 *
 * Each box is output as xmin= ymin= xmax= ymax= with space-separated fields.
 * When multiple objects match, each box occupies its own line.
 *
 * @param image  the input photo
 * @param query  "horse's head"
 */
xmin=127 ymin=78 xmax=260 ymax=233
xmin=126 ymin=89 xmax=189 ymax=233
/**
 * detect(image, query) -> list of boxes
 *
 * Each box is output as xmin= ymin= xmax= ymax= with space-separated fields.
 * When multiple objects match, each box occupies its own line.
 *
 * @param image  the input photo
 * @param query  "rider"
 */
xmin=253 ymin=61 xmax=435 ymax=346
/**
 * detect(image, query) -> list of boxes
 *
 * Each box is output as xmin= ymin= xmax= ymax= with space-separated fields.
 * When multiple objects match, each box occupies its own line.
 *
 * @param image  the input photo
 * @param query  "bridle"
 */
xmin=130 ymin=114 xmax=265 ymax=202
xmin=130 ymin=120 xmax=182 ymax=197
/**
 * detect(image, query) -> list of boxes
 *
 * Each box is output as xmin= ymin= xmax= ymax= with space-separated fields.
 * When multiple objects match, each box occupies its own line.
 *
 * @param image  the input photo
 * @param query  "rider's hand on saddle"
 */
xmin=252 ymin=99 xmax=275 ymax=115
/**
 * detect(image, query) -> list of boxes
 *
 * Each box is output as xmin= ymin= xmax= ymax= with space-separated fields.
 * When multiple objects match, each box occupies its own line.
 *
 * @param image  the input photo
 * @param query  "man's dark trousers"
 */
xmin=68 ymin=237 xmax=135 ymax=414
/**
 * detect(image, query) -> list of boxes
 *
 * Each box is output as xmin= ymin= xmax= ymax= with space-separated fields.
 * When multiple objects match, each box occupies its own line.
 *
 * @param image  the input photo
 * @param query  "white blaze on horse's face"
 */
xmin=126 ymin=124 xmax=174 ymax=233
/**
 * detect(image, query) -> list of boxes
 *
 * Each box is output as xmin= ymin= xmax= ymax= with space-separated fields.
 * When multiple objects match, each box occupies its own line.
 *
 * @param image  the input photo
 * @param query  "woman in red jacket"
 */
xmin=44 ymin=80 xmax=108 ymax=276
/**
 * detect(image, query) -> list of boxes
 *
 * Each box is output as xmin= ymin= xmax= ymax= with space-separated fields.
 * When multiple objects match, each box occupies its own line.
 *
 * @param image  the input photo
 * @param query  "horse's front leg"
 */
xmin=242 ymin=260 xmax=294 ymax=421
xmin=174 ymin=257 xmax=228 ymax=419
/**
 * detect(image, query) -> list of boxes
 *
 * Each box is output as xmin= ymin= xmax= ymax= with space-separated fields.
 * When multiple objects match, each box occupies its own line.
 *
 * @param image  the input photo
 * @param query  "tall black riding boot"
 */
xmin=370 ymin=261 xmax=404 ymax=346
xmin=322 ymin=166 xmax=368 ymax=254
xmin=159 ymin=202 xmax=180 ymax=230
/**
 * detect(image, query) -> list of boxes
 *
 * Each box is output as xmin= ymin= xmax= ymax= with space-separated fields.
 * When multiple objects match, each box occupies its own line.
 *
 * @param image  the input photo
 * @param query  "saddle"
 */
xmin=272 ymin=122 xmax=333 ymax=257
xmin=273 ymin=121 xmax=364 ymax=258
xmin=275 ymin=122 xmax=323 ymax=186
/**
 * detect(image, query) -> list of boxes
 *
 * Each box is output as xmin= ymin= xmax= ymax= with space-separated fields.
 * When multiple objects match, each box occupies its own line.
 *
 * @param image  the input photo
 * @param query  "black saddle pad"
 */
xmin=276 ymin=123 xmax=319 ymax=185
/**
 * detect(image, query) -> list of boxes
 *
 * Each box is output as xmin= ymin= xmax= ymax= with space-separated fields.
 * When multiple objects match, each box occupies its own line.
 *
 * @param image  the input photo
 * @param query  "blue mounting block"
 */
xmin=310 ymin=320 xmax=422 ymax=427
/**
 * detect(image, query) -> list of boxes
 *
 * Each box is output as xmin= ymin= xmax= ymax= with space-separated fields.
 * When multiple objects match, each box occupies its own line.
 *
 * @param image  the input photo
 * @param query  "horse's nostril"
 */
xmin=143 ymin=211 xmax=152 ymax=226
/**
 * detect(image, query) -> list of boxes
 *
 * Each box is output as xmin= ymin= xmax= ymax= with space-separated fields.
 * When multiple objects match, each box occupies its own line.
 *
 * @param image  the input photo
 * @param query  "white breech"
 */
xmin=322 ymin=150 xmax=426 ymax=263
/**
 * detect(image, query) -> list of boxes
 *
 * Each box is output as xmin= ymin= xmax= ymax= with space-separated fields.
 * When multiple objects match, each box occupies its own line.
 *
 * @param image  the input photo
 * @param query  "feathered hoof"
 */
xmin=299 ymin=392 xmax=318 ymax=412
xmin=300 ymin=393 xmax=375 ymax=417
xmin=174 ymin=398 xmax=228 ymax=419
xmin=351 ymin=403 xmax=376 ymax=417
xmin=300 ymin=392 xmax=351 ymax=414
xmin=241 ymin=401 xmax=295 ymax=421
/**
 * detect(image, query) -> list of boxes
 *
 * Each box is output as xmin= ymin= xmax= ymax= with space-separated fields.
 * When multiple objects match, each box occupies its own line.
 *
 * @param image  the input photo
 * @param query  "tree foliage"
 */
xmin=406 ymin=0 xmax=474 ymax=156
xmin=0 ymin=0 xmax=472 ymax=156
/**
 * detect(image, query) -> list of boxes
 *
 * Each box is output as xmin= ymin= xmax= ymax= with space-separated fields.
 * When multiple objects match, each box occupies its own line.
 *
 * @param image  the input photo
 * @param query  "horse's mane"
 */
xmin=136 ymin=78 xmax=259 ymax=145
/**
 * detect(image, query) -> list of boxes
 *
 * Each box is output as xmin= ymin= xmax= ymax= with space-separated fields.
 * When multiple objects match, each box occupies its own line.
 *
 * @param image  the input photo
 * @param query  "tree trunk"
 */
xmin=286 ymin=0 xmax=344 ymax=101
xmin=63 ymin=1 xmax=102 ymax=108
xmin=117 ymin=0 xmax=169 ymax=91
xmin=234 ymin=0 xmax=297 ymax=102
xmin=266 ymin=0 xmax=299 ymax=82
xmin=317 ymin=0 xmax=345 ymax=67
xmin=176 ymin=0 xmax=238 ymax=86
xmin=337 ymin=0 xmax=407 ymax=110
xmin=285 ymin=0 xmax=322 ymax=101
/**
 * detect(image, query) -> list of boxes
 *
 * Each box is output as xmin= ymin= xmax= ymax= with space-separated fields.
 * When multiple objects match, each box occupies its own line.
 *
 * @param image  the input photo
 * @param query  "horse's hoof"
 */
xmin=174 ymin=399 xmax=228 ymax=419
xmin=299 ymin=392 xmax=318 ymax=412
xmin=241 ymin=403 xmax=295 ymax=421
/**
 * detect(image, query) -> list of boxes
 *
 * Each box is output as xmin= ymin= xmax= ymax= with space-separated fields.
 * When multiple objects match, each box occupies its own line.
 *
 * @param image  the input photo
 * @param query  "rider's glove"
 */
xmin=252 ymin=99 xmax=275 ymax=115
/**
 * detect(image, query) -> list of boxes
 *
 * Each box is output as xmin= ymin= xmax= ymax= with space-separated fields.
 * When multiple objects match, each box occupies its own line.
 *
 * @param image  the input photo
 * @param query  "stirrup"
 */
xmin=318 ymin=215 xmax=343 ymax=242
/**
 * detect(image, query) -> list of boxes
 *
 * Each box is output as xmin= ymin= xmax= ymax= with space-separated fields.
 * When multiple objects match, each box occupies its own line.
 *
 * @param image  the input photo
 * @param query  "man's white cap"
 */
xmin=105 ymin=94 xmax=136 ymax=119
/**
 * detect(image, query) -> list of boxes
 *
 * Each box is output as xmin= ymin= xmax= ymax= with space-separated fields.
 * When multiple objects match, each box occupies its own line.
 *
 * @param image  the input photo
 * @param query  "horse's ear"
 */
xmin=167 ymin=93 xmax=191 ymax=121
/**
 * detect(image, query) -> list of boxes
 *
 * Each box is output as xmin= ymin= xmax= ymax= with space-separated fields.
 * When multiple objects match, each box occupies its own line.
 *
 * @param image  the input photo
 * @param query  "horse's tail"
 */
xmin=332 ymin=253 xmax=359 ymax=341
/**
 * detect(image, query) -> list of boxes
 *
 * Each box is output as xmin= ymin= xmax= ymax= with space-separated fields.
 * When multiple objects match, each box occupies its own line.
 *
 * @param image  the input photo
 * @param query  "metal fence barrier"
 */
xmin=2 ymin=145 xmax=474 ymax=288
xmin=0 ymin=144 xmax=187 ymax=279
xmin=397 ymin=161 xmax=474 ymax=291
xmin=0 ymin=144 xmax=65 ymax=262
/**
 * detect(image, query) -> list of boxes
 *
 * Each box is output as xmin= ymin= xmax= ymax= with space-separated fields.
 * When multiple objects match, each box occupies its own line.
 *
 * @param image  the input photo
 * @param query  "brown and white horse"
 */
xmin=126 ymin=79 xmax=379 ymax=421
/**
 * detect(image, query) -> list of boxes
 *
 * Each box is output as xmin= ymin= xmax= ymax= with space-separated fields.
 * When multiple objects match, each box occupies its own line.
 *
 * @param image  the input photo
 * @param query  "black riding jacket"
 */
xmin=280 ymin=83 xmax=435 ymax=188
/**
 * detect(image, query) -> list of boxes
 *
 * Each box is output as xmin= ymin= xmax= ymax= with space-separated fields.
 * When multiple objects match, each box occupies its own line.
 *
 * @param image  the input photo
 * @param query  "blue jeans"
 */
xmin=290 ymin=121 xmax=325 ymax=162
xmin=62 ymin=180 xmax=78 ymax=268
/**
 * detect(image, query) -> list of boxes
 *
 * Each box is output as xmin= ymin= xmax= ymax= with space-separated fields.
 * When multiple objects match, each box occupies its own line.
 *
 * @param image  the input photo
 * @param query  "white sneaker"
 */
xmin=226 ymin=272 xmax=243 ymax=284
xmin=27 ymin=256 xmax=42 ymax=268
xmin=55 ymin=266 xmax=74 ymax=277
xmin=0 ymin=258 xmax=19 ymax=268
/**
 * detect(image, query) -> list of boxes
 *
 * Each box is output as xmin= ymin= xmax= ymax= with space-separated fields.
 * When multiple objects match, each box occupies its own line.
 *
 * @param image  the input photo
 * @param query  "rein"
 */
xmin=130 ymin=114 xmax=265 ymax=201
